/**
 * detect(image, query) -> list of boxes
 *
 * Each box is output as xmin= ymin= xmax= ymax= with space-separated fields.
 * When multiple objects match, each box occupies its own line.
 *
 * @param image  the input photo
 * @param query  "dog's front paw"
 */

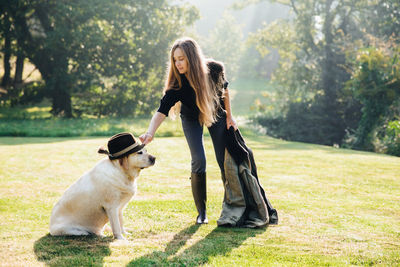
xmin=114 ymin=234 xmax=126 ymax=240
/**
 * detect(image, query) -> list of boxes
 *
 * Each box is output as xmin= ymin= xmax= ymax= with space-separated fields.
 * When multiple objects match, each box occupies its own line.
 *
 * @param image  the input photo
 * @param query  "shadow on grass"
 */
xmin=128 ymin=225 xmax=266 ymax=266
xmin=34 ymin=234 xmax=112 ymax=266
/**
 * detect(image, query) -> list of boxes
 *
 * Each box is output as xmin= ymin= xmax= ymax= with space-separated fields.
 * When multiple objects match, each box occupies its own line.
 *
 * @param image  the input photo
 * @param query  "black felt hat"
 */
xmin=106 ymin=132 xmax=145 ymax=159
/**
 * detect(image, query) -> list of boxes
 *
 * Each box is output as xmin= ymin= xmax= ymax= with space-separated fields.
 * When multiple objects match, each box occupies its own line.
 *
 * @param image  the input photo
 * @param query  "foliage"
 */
xmin=346 ymin=46 xmax=400 ymax=151
xmin=201 ymin=11 xmax=245 ymax=78
xmin=236 ymin=45 xmax=277 ymax=79
xmin=249 ymin=19 xmax=312 ymax=103
xmin=249 ymin=0 xmax=361 ymax=145
xmin=3 ymin=81 xmax=47 ymax=107
xmin=360 ymin=0 xmax=400 ymax=39
xmin=241 ymin=0 xmax=400 ymax=154
xmin=384 ymin=119 xmax=400 ymax=156
xmin=255 ymin=99 xmax=345 ymax=145
xmin=0 ymin=0 xmax=198 ymax=117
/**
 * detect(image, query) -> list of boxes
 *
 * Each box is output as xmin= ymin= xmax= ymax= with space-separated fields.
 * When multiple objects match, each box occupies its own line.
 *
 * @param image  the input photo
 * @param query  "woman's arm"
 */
xmin=139 ymin=112 xmax=166 ymax=144
xmin=223 ymin=87 xmax=238 ymax=130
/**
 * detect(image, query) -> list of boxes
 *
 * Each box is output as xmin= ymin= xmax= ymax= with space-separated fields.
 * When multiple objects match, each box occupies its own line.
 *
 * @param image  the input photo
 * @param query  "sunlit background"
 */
xmin=0 ymin=0 xmax=399 ymax=156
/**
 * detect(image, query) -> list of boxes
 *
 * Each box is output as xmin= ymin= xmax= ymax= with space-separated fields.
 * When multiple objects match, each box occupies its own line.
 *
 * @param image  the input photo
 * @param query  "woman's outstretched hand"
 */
xmin=139 ymin=132 xmax=153 ymax=145
xmin=139 ymin=112 xmax=166 ymax=145
xmin=226 ymin=115 xmax=238 ymax=130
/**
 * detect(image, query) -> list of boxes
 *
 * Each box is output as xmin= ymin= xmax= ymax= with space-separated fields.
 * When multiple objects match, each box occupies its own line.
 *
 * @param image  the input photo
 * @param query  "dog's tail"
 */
xmin=98 ymin=146 xmax=110 ymax=156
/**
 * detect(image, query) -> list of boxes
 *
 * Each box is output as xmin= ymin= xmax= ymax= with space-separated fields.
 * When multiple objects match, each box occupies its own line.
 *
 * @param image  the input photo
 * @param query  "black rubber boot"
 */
xmin=190 ymin=172 xmax=208 ymax=224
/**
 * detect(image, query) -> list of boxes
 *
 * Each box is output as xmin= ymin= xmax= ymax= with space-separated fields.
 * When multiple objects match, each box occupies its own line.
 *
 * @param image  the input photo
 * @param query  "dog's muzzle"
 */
xmin=149 ymin=155 xmax=156 ymax=165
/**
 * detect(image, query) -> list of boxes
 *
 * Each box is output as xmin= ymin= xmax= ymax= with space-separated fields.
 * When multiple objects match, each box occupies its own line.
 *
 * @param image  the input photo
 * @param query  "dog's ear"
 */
xmin=118 ymin=157 xmax=129 ymax=171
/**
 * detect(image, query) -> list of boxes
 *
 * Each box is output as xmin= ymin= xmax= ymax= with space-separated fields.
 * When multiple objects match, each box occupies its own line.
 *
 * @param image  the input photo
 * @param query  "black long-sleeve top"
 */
xmin=157 ymin=64 xmax=229 ymax=121
xmin=157 ymin=74 xmax=200 ymax=121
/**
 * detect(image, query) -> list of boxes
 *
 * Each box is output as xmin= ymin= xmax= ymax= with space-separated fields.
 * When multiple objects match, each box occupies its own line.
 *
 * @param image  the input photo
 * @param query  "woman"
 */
xmin=139 ymin=37 xmax=237 ymax=224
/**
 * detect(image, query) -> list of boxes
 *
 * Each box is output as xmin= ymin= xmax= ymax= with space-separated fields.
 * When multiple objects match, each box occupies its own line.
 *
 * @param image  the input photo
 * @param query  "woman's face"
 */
xmin=173 ymin=48 xmax=188 ymax=74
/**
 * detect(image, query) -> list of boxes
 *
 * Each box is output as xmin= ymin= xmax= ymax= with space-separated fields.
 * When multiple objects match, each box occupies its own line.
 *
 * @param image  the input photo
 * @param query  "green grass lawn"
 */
xmin=1 ymin=123 xmax=399 ymax=266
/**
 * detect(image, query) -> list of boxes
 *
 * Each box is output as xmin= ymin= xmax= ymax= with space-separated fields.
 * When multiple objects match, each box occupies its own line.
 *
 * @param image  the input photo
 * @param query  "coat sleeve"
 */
xmin=157 ymin=89 xmax=180 ymax=117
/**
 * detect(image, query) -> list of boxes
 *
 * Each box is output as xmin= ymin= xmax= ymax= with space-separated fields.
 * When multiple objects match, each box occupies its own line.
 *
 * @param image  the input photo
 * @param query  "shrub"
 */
xmin=384 ymin=120 xmax=400 ymax=156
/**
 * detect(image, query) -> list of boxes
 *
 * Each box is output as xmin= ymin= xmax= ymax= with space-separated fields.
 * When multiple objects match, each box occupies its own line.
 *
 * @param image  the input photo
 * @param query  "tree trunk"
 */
xmin=14 ymin=54 xmax=24 ymax=85
xmin=51 ymin=83 xmax=72 ymax=117
xmin=11 ymin=5 xmax=73 ymax=117
xmin=322 ymin=0 xmax=335 ymax=100
xmin=47 ymin=56 xmax=73 ymax=118
xmin=35 ymin=5 xmax=73 ymax=117
xmin=12 ymin=6 xmax=27 ymax=86
xmin=1 ymin=12 xmax=12 ymax=88
xmin=320 ymin=0 xmax=346 ymax=144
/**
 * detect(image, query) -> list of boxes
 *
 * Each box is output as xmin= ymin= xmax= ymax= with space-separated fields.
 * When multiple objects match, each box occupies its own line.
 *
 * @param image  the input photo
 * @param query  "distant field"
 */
xmin=0 ymin=132 xmax=399 ymax=266
xmin=229 ymin=77 xmax=276 ymax=117
xmin=0 ymin=77 xmax=273 ymax=120
xmin=0 ymin=116 xmax=183 ymax=138
xmin=0 ymin=77 xmax=274 ymax=137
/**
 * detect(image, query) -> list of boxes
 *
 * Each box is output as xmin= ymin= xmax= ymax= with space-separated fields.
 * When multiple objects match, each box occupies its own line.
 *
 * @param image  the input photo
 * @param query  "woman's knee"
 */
xmin=191 ymin=155 xmax=206 ymax=173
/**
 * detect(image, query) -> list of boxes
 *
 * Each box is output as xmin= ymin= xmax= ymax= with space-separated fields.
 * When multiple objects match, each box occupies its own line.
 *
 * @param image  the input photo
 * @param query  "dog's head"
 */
xmin=125 ymin=148 xmax=155 ymax=170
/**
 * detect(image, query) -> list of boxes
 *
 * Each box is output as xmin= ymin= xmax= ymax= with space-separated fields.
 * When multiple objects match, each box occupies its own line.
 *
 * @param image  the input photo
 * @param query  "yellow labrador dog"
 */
xmin=50 ymin=133 xmax=155 ymax=240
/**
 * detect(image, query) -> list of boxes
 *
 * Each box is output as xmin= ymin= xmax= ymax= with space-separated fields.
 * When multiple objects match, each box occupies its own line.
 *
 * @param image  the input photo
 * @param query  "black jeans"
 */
xmin=208 ymin=111 xmax=226 ymax=172
xmin=181 ymin=111 xmax=226 ymax=174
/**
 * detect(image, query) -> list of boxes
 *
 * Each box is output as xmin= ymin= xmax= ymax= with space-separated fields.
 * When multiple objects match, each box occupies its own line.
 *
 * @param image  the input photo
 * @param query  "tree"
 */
xmin=346 ymin=45 xmax=400 ymax=151
xmin=2 ymin=0 xmax=198 ymax=117
xmin=248 ymin=0 xmax=363 ymax=144
xmin=241 ymin=0 xmax=399 ymax=148
xmin=361 ymin=1 xmax=400 ymax=39
xmin=201 ymin=12 xmax=245 ymax=78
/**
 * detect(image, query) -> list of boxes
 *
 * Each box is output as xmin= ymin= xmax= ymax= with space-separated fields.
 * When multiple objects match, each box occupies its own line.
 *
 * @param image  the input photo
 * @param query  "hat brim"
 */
xmin=109 ymin=143 xmax=146 ymax=160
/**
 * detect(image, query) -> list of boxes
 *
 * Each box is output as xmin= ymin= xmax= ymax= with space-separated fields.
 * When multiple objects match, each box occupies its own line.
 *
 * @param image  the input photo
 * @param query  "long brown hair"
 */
xmin=164 ymin=37 xmax=218 ymax=126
